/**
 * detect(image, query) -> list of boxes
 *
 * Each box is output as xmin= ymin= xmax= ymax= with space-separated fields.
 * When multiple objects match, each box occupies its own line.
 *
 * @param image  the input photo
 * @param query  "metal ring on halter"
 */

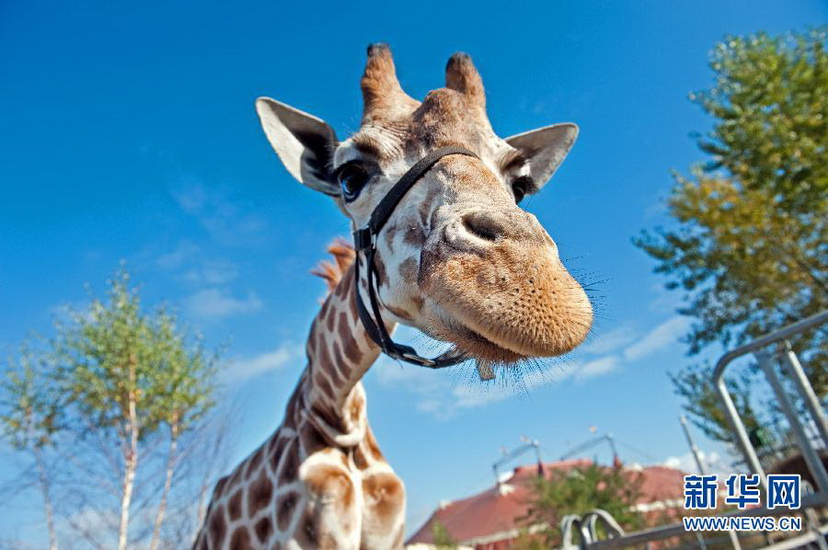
xmin=352 ymin=146 xmax=478 ymax=369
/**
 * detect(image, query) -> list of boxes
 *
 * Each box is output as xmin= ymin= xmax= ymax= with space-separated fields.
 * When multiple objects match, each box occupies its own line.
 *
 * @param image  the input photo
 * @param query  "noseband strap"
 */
xmin=352 ymin=146 xmax=478 ymax=368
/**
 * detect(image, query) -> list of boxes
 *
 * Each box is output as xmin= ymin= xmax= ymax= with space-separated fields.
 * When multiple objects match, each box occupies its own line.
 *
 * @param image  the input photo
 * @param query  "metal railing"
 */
xmin=560 ymin=310 xmax=828 ymax=550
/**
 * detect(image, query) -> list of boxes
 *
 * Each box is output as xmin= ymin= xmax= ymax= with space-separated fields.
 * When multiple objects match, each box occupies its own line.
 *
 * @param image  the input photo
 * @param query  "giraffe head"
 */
xmin=257 ymin=45 xmax=592 ymax=366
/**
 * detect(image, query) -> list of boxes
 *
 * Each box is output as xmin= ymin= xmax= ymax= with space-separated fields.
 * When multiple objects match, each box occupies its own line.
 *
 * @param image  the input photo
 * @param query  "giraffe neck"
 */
xmin=294 ymin=263 xmax=394 ymax=448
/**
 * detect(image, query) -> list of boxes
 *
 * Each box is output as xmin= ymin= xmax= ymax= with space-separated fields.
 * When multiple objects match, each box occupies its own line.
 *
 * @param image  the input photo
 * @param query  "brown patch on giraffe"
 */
xmin=300 ymin=421 xmax=328 ymax=455
xmin=315 ymin=373 xmax=335 ymax=401
xmin=227 ymin=489 xmax=243 ymax=521
xmin=247 ymin=469 xmax=274 ymax=514
xmin=208 ymin=508 xmax=227 ymax=546
xmin=331 ymin=341 xmax=350 ymax=383
xmin=348 ymin=391 xmax=364 ymax=424
xmin=246 ymin=445 xmax=264 ymax=479
xmin=296 ymin=510 xmax=317 ymax=548
xmin=366 ymin=427 xmax=385 ymax=461
xmin=384 ymin=222 xmax=398 ymax=253
xmin=398 ymin=257 xmax=418 ymax=285
xmin=278 ymin=441 xmax=300 ymax=485
xmin=362 ymin=472 xmax=405 ymax=525
xmin=386 ymin=304 xmax=413 ymax=322
xmin=254 ymin=516 xmax=273 ymax=544
xmin=325 ymin=302 xmax=336 ymax=332
xmin=353 ymin=444 xmax=370 ymax=470
xmin=341 ymin=337 xmax=363 ymax=364
xmin=276 ymin=491 xmax=299 ymax=531
xmin=229 ymin=526 xmax=251 ymax=550
xmin=213 ymin=475 xmax=229 ymax=498
xmin=373 ymin=252 xmax=388 ymax=284
xmin=403 ymin=224 xmax=426 ymax=247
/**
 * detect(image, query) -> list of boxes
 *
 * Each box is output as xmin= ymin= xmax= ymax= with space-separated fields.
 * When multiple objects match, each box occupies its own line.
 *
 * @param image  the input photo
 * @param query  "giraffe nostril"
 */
xmin=461 ymin=212 xmax=504 ymax=242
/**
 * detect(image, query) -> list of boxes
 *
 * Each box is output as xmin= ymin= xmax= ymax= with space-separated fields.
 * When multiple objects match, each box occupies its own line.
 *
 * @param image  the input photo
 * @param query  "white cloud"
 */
xmin=229 ymin=343 xmax=303 ymax=382
xmin=575 ymin=356 xmax=621 ymax=382
xmin=623 ymin=316 xmax=690 ymax=361
xmin=183 ymin=288 xmax=263 ymax=318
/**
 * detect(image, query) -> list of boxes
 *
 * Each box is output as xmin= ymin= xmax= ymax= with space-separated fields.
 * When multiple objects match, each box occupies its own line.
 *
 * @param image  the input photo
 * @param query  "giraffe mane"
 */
xmin=310 ymin=238 xmax=356 ymax=294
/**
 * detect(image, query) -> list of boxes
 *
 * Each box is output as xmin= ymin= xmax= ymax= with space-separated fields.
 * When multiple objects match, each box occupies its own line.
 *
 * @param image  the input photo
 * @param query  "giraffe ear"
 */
xmin=504 ymin=123 xmax=578 ymax=190
xmin=255 ymin=97 xmax=340 ymax=196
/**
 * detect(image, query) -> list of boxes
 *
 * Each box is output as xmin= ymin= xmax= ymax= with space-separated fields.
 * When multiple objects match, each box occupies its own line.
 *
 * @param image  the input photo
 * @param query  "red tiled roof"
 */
xmin=407 ymin=460 xmax=687 ymax=546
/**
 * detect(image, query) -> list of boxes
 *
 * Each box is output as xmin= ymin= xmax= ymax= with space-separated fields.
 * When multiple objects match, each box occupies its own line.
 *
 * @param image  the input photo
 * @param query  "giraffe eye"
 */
xmin=335 ymin=162 xmax=370 ymax=201
xmin=512 ymin=176 xmax=531 ymax=204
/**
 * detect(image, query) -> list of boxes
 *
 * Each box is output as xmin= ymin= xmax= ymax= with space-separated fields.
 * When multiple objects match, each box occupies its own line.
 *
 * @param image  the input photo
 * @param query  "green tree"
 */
xmin=431 ymin=520 xmax=458 ymax=549
xmin=0 ymin=342 xmax=64 ymax=550
xmin=0 ymin=268 xmax=222 ymax=549
xmin=634 ymin=28 xmax=828 ymax=445
xmin=518 ymin=464 xmax=643 ymax=548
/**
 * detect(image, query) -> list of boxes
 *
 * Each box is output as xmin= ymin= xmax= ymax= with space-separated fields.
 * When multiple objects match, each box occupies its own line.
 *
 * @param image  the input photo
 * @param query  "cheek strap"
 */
xmin=351 ymin=146 xmax=478 ymax=368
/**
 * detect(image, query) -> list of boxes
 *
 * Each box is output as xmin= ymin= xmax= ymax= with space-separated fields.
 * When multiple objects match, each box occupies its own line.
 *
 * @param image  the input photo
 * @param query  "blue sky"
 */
xmin=1 ymin=0 xmax=825 ymax=542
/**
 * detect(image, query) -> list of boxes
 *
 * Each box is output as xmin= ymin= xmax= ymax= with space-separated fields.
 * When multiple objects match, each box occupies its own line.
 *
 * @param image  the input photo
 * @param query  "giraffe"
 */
xmin=194 ymin=44 xmax=593 ymax=549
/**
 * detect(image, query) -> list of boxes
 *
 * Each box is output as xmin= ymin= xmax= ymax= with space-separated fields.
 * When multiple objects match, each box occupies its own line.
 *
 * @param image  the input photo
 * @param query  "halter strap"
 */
xmin=352 ymin=146 xmax=478 ymax=368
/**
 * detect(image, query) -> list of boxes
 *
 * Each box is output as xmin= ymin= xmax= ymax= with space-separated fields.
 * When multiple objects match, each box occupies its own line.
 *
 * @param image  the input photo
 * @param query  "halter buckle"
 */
xmin=353 ymin=228 xmax=375 ymax=251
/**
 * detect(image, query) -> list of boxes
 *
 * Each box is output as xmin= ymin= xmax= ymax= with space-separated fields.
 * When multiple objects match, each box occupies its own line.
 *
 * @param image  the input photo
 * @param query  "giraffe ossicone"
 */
xmin=194 ymin=44 xmax=592 ymax=549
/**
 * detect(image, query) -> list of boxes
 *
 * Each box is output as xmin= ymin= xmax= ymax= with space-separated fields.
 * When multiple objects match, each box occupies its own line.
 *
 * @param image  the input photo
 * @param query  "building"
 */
xmin=406 ymin=459 xmax=687 ymax=549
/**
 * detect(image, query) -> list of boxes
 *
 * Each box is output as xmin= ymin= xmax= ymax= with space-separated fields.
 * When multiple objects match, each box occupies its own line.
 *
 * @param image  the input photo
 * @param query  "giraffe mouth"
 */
xmin=431 ymin=314 xmax=527 ymax=365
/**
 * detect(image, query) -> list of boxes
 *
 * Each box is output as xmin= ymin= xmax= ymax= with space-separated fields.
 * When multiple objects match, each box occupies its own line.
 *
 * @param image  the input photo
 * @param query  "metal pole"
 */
xmin=780 ymin=341 xmax=828 ymax=448
xmin=756 ymin=351 xmax=828 ymax=494
xmin=714 ymin=374 xmax=768 ymax=488
xmin=680 ymin=415 xmax=707 ymax=475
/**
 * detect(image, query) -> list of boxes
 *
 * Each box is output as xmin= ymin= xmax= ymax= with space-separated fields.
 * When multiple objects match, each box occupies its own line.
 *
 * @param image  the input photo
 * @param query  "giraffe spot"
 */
xmin=300 ymin=422 xmax=328 ymax=455
xmin=208 ymin=508 xmax=227 ymax=546
xmin=247 ymin=470 xmax=274 ymax=514
xmin=331 ymin=342 xmax=351 ymax=382
xmin=227 ymin=490 xmax=243 ymax=521
xmin=254 ymin=516 xmax=273 ymax=544
xmin=297 ymin=511 xmax=317 ymax=548
xmin=403 ymin=225 xmax=426 ymax=246
xmin=341 ymin=336 xmax=363 ymax=363
xmin=366 ymin=429 xmax=384 ymax=461
xmin=399 ymin=257 xmax=417 ymax=284
xmin=278 ymin=442 xmax=300 ymax=485
xmin=384 ymin=222 xmax=398 ymax=252
xmin=374 ymin=254 xmax=388 ymax=284
xmin=363 ymin=472 xmax=405 ymax=526
xmin=348 ymin=289 xmax=358 ymax=318
xmin=213 ymin=475 xmax=229 ymax=497
xmin=353 ymin=444 xmax=369 ymax=470
xmin=325 ymin=303 xmax=336 ymax=332
xmin=386 ymin=304 xmax=413 ymax=322
xmin=276 ymin=491 xmax=299 ymax=531
xmin=246 ymin=446 xmax=264 ymax=479
xmin=229 ymin=526 xmax=251 ymax=550
xmin=348 ymin=392 xmax=364 ymax=424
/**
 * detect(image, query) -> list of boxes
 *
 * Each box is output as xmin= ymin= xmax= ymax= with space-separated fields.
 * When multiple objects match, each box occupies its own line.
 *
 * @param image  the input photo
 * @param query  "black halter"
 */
xmin=352 ymin=146 xmax=478 ymax=368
